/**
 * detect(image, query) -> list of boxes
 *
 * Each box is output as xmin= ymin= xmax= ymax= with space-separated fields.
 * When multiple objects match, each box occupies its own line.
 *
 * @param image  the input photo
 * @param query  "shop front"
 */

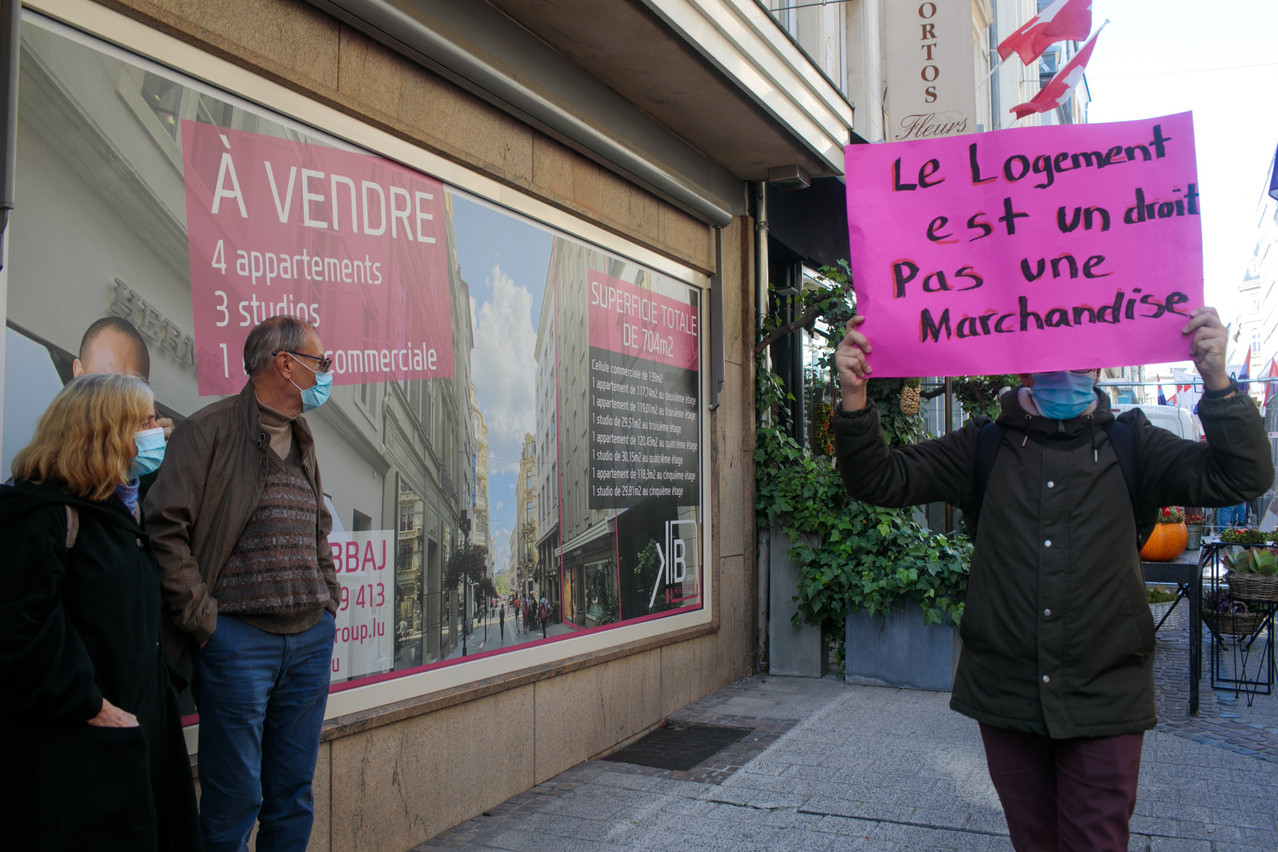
xmin=0 ymin=1 xmax=852 ymax=846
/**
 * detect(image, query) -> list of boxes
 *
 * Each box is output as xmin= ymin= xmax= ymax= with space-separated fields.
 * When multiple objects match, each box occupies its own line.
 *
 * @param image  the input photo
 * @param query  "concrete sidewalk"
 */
xmin=414 ymin=606 xmax=1278 ymax=851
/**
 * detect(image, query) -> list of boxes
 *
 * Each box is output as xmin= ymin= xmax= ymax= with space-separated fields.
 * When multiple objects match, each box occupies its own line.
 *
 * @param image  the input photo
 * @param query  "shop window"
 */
xmin=6 ymin=11 xmax=707 ymax=713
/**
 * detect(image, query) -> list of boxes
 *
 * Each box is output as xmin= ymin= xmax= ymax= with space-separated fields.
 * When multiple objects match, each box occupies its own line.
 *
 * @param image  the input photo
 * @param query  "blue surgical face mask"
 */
xmin=287 ymin=354 xmax=333 ymax=412
xmin=1031 ymin=371 xmax=1097 ymax=420
xmin=130 ymin=426 xmax=166 ymax=479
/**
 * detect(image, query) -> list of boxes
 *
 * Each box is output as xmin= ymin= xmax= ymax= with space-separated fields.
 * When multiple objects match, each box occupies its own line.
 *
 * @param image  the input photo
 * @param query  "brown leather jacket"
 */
xmin=835 ymin=388 xmax=1272 ymax=738
xmin=144 ymin=381 xmax=340 ymax=656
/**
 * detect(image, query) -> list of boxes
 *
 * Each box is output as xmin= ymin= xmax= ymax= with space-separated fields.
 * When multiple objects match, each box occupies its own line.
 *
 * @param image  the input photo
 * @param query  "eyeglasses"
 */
xmin=274 ymin=350 xmax=332 ymax=373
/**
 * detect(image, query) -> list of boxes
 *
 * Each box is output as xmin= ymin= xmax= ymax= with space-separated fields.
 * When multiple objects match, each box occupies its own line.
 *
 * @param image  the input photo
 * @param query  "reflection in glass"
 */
xmin=583 ymin=559 xmax=618 ymax=627
xmin=395 ymin=478 xmax=425 ymax=669
xmin=10 ymin=14 xmax=704 ymax=698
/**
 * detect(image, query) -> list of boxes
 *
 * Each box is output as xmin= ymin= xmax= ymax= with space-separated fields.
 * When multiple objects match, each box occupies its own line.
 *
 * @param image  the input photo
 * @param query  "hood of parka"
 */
xmin=997 ymin=385 xmax=1117 ymax=448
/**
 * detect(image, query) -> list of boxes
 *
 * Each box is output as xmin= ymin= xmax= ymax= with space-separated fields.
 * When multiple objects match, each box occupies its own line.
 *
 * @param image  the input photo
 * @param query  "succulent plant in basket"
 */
xmin=1223 ymin=546 xmax=1278 ymax=605
xmin=1224 ymin=548 xmax=1278 ymax=575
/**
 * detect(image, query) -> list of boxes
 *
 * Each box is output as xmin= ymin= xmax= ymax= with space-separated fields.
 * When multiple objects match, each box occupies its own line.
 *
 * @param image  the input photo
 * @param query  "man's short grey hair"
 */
xmin=243 ymin=316 xmax=315 ymax=377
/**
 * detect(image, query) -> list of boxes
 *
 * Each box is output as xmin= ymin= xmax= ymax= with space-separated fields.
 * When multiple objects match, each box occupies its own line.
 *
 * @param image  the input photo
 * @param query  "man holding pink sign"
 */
xmin=833 ymin=99 xmax=1275 ymax=852
xmin=831 ymin=305 xmax=1270 ymax=851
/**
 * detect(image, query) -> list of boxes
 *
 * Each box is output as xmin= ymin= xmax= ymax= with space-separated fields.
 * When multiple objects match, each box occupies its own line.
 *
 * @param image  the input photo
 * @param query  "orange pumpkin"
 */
xmin=1140 ymin=522 xmax=1188 ymax=562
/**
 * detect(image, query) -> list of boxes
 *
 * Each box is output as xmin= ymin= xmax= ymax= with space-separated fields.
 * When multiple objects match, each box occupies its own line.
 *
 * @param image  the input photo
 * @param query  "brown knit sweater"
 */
xmin=213 ymin=415 xmax=329 ymax=635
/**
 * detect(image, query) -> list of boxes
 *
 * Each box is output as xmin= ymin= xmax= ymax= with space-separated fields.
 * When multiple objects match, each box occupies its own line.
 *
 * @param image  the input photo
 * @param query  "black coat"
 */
xmin=835 ymin=389 xmax=1272 ymax=738
xmin=0 ymin=480 xmax=201 ymax=851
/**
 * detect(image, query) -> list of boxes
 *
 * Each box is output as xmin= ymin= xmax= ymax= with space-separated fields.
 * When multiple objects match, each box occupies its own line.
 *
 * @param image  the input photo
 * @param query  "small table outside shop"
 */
xmin=1142 ymin=548 xmax=1203 ymax=715
xmin=1199 ymin=541 xmax=1276 ymax=704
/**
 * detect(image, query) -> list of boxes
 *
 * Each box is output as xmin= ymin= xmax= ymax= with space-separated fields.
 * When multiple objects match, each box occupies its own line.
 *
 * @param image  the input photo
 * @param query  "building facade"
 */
xmin=0 ymin=0 xmax=857 ymax=848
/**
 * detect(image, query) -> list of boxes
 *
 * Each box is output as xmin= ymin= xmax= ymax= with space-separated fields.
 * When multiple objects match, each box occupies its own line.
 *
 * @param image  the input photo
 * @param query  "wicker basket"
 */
xmin=1204 ymin=605 xmax=1266 ymax=637
xmin=1225 ymin=571 xmax=1278 ymax=602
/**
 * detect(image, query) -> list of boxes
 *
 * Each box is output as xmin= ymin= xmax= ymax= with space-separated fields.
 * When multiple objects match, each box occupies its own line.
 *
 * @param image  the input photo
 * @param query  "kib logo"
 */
xmin=648 ymin=519 xmax=698 ymax=610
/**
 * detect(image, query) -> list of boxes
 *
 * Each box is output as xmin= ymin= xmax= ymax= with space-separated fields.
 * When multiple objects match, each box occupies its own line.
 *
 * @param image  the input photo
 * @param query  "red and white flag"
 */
xmin=1263 ymin=356 xmax=1278 ymax=405
xmin=1172 ymin=368 xmax=1199 ymax=413
xmin=1009 ymin=27 xmax=1101 ymax=120
xmin=997 ymin=0 xmax=1093 ymax=65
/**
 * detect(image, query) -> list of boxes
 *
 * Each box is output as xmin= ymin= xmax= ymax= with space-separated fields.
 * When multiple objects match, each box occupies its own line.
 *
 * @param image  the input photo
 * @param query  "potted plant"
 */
xmin=1219 ymin=527 xmax=1269 ymax=545
xmin=1222 ymin=546 xmax=1278 ymax=603
xmin=1146 ymin=583 xmax=1177 ymax=626
xmin=755 ymin=263 xmax=970 ymax=686
xmin=1202 ymin=586 xmax=1264 ymax=638
xmin=1140 ymin=506 xmax=1188 ymax=562
xmin=1184 ymin=509 xmax=1205 ymax=550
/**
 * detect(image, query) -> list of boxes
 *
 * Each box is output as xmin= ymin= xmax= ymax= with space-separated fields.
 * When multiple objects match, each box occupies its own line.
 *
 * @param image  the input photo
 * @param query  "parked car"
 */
xmin=1110 ymin=402 xmax=1202 ymax=442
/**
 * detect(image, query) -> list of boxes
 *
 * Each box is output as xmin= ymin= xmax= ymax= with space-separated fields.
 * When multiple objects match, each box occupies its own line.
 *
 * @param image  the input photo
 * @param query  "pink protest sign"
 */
xmin=844 ymin=112 xmax=1202 ymax=377
xmin=182 ymin=121 xmax=452 ymax=395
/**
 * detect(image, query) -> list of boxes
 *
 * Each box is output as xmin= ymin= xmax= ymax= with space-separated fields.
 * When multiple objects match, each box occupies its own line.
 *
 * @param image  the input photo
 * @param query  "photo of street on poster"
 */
xmin=171 ymin=122 xmax=708 ymax=680
xmin=177 ymin=124 xmax=707 ymax=682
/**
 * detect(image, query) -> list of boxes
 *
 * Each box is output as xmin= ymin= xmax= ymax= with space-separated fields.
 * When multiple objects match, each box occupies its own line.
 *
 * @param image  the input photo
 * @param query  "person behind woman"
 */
xmin=0 ymin=373 xmax=201 ymax=851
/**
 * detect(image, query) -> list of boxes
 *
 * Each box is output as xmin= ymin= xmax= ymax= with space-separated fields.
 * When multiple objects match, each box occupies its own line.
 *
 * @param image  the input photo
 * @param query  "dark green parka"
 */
xmin=834 ymin=387 xmax=1271 ymax=738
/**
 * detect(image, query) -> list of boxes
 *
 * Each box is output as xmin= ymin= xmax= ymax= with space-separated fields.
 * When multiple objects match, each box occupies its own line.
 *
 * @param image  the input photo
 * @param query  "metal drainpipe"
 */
xmin=753 ymin=181 xmax=770 ymax=672
xmin=944 ymin=376 xmax=953 ymax=531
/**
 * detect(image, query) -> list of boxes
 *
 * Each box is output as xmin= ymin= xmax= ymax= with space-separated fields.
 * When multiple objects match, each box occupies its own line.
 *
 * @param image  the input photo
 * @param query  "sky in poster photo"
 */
xmin=450 ymin=194 xmax=552 ymax=579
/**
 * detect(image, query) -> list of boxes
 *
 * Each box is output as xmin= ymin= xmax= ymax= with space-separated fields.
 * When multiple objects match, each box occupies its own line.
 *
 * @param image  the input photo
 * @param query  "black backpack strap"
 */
xmin=967 ymin=419 xmax=1141 ymax=541
xmin=967 ymin=422 xmax=1005 ymax=535
xmin=1101 ymin=420 xmax=1147 ymax=545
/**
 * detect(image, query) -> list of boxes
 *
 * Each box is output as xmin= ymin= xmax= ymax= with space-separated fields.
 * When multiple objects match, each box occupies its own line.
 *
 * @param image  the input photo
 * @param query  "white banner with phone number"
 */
xmin=329 ymin=530 xmax=394 ymax=682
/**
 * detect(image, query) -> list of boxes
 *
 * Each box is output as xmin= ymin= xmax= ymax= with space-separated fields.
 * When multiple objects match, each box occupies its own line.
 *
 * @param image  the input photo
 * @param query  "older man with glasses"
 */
xmin=146 ymin=315 xmax=340 ymax=852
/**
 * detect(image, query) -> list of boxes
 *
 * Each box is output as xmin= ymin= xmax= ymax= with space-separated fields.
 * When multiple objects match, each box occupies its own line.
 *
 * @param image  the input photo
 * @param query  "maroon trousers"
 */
xmin=979 ymin=723 xmax=1144 ymax=852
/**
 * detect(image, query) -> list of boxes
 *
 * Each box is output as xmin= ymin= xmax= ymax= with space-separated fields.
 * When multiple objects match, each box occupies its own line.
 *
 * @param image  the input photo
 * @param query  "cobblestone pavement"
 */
xmin=1151 ymin=599 xmax=1278 ymax=763
xmin=413 ymin=604 xmax=1278 ymax=851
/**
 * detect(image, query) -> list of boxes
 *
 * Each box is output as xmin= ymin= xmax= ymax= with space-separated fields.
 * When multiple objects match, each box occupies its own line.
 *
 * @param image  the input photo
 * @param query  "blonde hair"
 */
xmin=11 ymin=373 xmax=154 ymax=501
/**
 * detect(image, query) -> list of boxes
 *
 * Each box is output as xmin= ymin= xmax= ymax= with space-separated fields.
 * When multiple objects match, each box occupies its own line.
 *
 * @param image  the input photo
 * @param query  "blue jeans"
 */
xmin=194 ymin=612 xmax=335 ymax=852
xmin=1217 ymin=502 xmax=1248 ymax=528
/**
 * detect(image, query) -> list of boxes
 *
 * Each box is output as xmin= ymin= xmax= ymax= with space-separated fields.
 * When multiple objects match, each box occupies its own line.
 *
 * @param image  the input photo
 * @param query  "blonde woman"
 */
xmin=0 ymin=373 xmax=200 ymax=852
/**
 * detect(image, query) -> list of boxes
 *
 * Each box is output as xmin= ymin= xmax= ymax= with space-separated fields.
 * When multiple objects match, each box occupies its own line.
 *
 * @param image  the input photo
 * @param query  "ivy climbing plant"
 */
xmin=951 ymin=374 xmax=1019 ymax=421
xmin=754 ymin=263 xmax=970 ymax=641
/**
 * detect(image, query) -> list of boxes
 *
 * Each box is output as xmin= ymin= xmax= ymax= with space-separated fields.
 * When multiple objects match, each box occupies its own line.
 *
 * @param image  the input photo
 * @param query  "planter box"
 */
xmin=768 ymin=524 xmax=827 ymax=678
xmin=844 ymin=601 xmax=959 ymax=691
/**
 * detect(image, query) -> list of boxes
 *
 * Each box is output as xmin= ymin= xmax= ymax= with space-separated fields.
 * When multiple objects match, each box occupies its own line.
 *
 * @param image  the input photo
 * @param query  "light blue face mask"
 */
xmin=288 ymin=355 xmax=333 ymax=412
xmin=1031 ymin=371 xmax=1097 ymax=420
xmin=130 ymin=427 xmax=166 ymax=479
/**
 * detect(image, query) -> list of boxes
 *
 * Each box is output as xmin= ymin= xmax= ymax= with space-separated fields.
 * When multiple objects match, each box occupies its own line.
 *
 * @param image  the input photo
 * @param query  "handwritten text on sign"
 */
xmin=182 ymin=122 xmax=453 ymax=396
xmin=844 ymin=112 xmax=1203 ymax=376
